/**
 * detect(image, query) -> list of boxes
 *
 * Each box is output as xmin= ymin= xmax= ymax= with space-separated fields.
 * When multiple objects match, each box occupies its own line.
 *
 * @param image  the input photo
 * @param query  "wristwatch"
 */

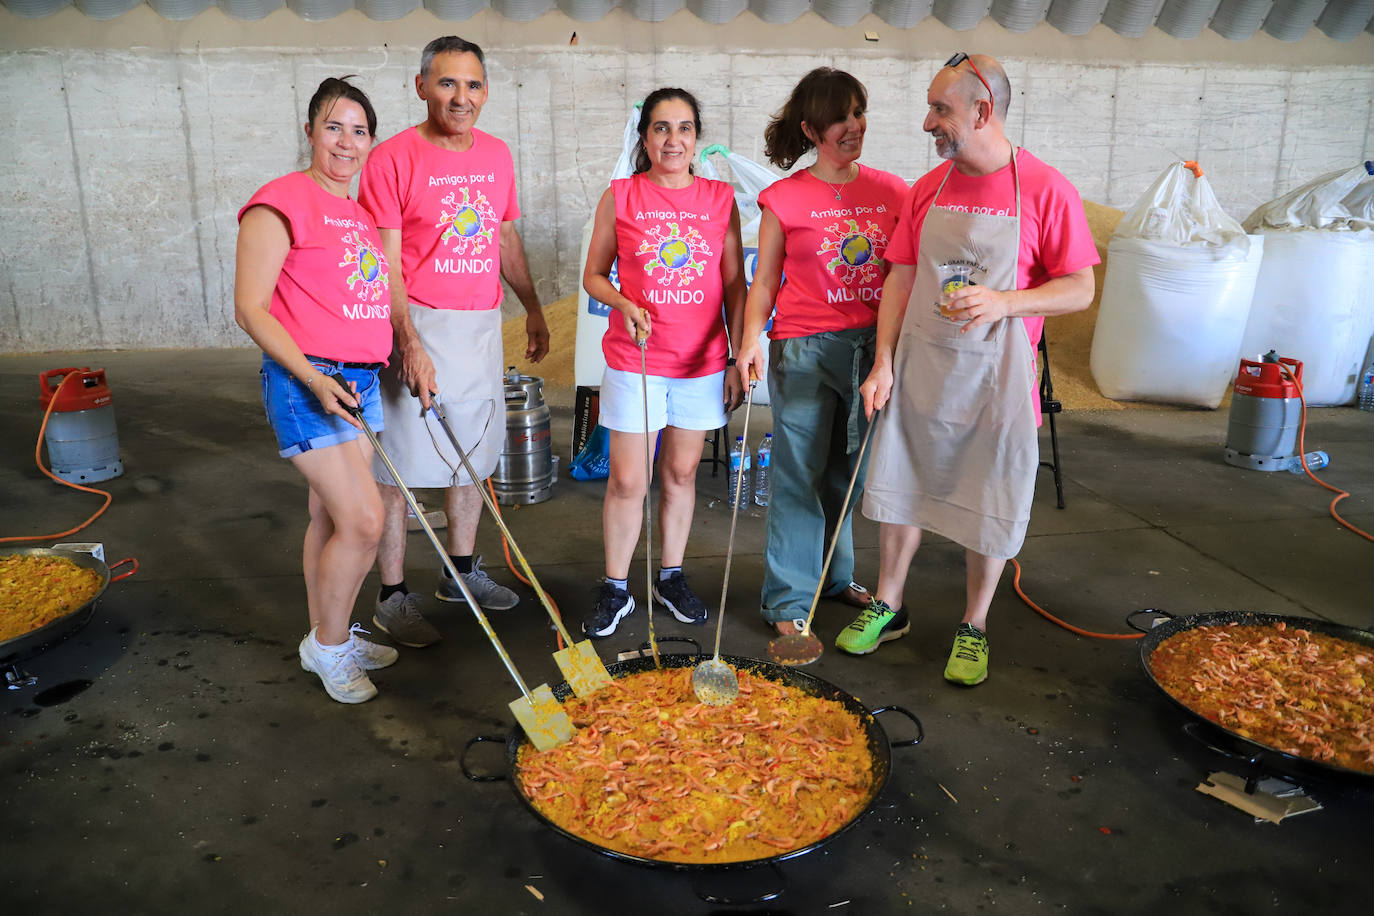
xmin=726 ymin=357 xmax=737 ymax=367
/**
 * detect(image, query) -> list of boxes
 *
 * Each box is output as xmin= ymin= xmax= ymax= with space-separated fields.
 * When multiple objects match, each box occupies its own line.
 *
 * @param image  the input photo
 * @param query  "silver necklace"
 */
xmin=815 ymin=163 xmax=856 ymax=201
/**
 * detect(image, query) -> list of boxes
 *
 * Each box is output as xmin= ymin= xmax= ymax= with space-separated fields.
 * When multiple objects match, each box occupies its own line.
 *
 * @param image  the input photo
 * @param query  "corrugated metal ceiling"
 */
xmin=3 ymin=0 xmax=1372 ymax=40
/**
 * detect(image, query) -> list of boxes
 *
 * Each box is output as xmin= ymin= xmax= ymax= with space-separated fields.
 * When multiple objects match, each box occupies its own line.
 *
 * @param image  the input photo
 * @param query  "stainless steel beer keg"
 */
xmin=492 ymin=369 xmax=558 ymax=505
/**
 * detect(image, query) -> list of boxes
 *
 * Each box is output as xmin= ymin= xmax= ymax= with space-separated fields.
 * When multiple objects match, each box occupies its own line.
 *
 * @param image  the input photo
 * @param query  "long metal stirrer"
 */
xmin=639 ymin=330 xmax=660 ymax=668
xmin=796 ymin=414 xmax=879 ymax=641
xmin=430 ymin=400 xmax=575 ymax=647
xmin=710 ymin=380 xmax=754 ymax=661
xmin=346 ymin=394 xmax=532 ymax=697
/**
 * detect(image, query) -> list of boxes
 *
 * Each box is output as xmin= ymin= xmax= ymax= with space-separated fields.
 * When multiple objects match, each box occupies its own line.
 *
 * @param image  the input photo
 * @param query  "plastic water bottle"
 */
xmin=1288 ymin=451 xmax=1329 ymax=474
xmin=1358 ymin=358 xmax=1374 ymax=411
xmin=753 ymin=433 xmax=772 ymax=507
xmin=728 ymin=435 xmax=750 ymax=508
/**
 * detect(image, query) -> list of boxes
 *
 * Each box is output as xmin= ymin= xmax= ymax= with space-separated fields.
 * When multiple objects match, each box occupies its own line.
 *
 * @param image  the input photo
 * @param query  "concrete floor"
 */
xmin=2 ymin=349 xmax=1371 ymax=915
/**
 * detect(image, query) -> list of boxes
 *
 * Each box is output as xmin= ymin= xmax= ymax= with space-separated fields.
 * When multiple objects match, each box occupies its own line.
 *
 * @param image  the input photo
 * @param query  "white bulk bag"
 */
xmin=1091 ymin=162 xmax=1262 ymax=408
xmin=1091 ymin=237 xmax=1265 ymax=408
xmin=1239 ymin=164 xmax=1374 ymax=405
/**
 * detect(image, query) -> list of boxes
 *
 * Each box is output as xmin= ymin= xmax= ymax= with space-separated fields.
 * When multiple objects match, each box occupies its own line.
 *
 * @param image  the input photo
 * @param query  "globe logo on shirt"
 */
xmin=839 ymin=234 xmax=873 ymax=267
xmin=658 ymin=238 xmax=692 ymax=270
xmin=818 ymin=218 xmax=888 ymax=286
xmin=358 ymin=248 xmax=382 ymax=283
xmin=637 ymin=221 xmax=712 ymax=288
xmin=340 ymin=231 xmax=390 ymax=303
xmin=436 ymin=188 xmax=498 ymax=255
xmin=450 ymin=206 xmax=483 ymax=238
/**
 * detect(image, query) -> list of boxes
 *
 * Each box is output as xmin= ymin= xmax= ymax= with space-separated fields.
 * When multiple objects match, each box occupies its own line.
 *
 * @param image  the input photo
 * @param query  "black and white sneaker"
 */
xmin=583 ymin=580 xmax=635 ymax=638
xmin=653 ymin=571 xmax=708 ymax=625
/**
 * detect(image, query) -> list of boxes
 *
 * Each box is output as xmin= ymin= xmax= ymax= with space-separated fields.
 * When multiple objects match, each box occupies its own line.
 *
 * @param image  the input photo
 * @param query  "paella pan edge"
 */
xmin=467 ymin=647 xmax=923 ymax=872
xmin=1131 ymin=608 xmax=1374 ymax=783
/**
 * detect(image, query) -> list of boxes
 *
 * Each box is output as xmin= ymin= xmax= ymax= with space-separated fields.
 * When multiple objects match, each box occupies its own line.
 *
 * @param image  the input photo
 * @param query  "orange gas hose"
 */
xmin=486 ymin=478 xmax=567 ymax=651
xmin=1284 ymin=365 xmax=1373 ymax=543
xmin=1 ymin=371 xmax=113 ymax=543
xmin=1012 ymin=364 xmax=1368 ymax=639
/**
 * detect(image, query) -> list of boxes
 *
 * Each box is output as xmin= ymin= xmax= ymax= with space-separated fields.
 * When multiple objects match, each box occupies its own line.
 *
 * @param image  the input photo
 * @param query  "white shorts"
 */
xmin=598 ymin=367 xmax=728 ymax=434
xmin=372 ymin=306 xmax=504 ymax=489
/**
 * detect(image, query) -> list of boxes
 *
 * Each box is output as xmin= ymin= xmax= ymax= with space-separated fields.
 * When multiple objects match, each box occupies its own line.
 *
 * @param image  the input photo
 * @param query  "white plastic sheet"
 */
xmin=1243 ymin=162 xmax=1374 ymax=233
xmin=1114 ymin=161 xmax=1250 ymax=257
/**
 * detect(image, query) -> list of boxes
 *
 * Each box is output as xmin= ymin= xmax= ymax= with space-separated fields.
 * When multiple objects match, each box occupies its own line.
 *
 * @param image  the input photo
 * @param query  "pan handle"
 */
xmin=627 ymin=636 xmax=703 ymax=660
xmin=1181 ymin=720 xmax=1264 ymax=768
xmin=108 ymin=558 xmax=138 ymax=582
xmin=870 ymin=705 xmax=924 ymax=749
xmin=460 ymin=735 xmax=509 ymax=783
xmin=1126 ymin=608 xmax=1175 ymax=633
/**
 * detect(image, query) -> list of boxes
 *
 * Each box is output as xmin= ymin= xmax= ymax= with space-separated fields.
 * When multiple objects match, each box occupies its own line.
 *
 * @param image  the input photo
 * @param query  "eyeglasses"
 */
xmin=944 ymin=52 xmax=994 ymax=116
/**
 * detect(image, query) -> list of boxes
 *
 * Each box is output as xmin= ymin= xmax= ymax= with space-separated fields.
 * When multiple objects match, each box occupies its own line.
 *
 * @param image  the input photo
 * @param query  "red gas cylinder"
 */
xmin=38 ymin=367 xmax=123 ymax=483
xmin=1223 ymin=354 xmax=1316 ymax=472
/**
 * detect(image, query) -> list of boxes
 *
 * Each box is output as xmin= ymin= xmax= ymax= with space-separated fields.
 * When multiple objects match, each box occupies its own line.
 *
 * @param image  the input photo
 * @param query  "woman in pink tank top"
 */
xmin=734 ymin=68 xmax=908 ymax=640
xmin=580 ymin=88 xmax=747 ymax=638
xmin=235 ymin=77 xmax=398 ymax=704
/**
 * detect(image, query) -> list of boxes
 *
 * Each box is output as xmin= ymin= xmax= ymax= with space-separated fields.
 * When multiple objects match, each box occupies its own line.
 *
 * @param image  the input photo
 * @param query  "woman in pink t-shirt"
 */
xmin=581 ymin=88 xmax=747 ymax=638
xmin=733 ymin=68 xmax=907 ymax=638
xmin=235 ymin=77 xmax=397 ymax=705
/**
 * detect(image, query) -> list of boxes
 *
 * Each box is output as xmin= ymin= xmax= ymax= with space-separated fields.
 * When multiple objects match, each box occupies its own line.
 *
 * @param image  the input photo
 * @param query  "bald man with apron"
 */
xmin=839 ymin=54 xmax=1097 ymax=685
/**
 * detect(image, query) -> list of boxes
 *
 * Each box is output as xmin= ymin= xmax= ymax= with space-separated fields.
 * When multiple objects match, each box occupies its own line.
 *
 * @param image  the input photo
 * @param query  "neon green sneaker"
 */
xmin=835 ymin=599 xmax=910 ymax=655
xmin=944 ymin=623 xmax=989 ymax=685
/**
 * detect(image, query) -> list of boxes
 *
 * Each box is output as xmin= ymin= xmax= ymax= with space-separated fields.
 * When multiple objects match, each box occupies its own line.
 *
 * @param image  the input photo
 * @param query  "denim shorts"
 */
xmin=598 ymin=367 xmax=728 ymax=433
xmin=260 ymin=354 xmax=384 ymax=458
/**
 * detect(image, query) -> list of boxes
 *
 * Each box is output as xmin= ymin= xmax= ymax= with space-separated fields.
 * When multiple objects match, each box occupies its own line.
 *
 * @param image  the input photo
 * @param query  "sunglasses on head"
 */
xmin=944 ymin=52 xmax=994 ymax=115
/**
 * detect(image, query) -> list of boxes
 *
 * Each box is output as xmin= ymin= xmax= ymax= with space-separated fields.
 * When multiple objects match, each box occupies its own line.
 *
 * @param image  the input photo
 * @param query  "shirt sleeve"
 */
xmin=885 ymin=181 xmax=930 ymax=266
xmin=357 ymin=145 xmax=403 ymax=230
xmin=1032 ymin=174 xmax=1100 ymax=278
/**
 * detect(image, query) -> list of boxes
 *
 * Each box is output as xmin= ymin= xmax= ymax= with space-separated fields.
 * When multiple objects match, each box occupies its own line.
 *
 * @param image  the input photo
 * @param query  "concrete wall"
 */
xmin=2 ymin=7 xmax=1372 ymax=352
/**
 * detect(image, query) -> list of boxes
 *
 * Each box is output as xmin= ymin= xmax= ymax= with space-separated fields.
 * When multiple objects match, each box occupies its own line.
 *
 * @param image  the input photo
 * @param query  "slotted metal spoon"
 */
xmin=691 ymin=376 xmax=756 ymax=706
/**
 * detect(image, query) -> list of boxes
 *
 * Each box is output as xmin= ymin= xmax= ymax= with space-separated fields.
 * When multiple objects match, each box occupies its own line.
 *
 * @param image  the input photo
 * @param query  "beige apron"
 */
xmin=372 ymin=306 xmax=503 ymax=488
xmin=862 ymin=151 xmax=1038 ymax=560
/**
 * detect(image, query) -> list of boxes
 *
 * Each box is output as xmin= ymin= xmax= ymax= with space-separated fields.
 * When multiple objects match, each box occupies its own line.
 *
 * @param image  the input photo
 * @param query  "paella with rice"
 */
xmin=0 ymin=554 xmax=103 ymax=643
xmin=516 ymin=666 xmax=875 ymax=864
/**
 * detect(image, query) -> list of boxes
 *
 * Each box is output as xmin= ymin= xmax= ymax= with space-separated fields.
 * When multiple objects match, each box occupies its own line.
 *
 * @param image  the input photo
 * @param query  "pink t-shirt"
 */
xmin=758 ymin=165 xmax=908 ymax=340
xmin=602 ymin=174 xmax=736 ymax=378
xmin=358 ymin=127 xmax=520 ymax=312
xmin=886 ymin=150 xmax=1099 ymax=352
xmin=238 ymin=171 xmax=393 ymax=363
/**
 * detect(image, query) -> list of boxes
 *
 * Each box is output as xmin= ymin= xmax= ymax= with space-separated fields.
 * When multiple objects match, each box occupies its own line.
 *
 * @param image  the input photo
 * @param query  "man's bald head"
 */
xmin=950 ymin=54 xmax=1010 ymax=122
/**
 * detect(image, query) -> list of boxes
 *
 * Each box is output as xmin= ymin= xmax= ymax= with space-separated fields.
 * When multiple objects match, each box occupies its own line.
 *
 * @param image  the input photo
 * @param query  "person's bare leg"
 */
xmin=375 ymin=482 xmax=408 ymax=587
xmin=302 ymin=487 xmax=335 ymax=631
xmin=602 ymin=430 xmax=650 ymax=580
xmin=655 ymin=427 xmax=708 ymax=569
xmin=875 ymin=522 xmax=923 ymax=610
xmin=963 ymin=550 xmax=1005 ymax=632
xmin=444 ymin=484 xmax=483 ymax=557
xmin=292 ymin=438 xmax=384 ymax=645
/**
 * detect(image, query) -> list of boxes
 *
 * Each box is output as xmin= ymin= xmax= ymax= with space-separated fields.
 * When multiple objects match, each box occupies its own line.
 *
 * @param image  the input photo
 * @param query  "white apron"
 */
xmin=372 ymin=305 xmax=503 ymax=488
xmin=862 ymin=151 xmax=1039 ymax=560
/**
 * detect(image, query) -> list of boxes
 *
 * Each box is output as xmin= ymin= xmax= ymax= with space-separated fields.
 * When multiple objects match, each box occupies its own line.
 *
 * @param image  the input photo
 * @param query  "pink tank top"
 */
xmin=601 ymin=173 xmax=735 ymax=378
xmin=238 ymin=171 xmax=392 ymax=363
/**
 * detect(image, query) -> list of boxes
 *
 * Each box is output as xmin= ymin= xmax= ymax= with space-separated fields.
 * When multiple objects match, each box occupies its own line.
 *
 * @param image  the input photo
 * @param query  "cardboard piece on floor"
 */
xmin=1196 ymin=771 xmax=1322 ymax=824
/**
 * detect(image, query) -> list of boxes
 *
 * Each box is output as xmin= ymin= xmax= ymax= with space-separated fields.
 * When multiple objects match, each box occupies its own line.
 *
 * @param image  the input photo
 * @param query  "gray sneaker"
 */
xmin=373 ymin=590 xmax=442 ymax=648
xmin=435 ymin=555 xmax=519 ymax=611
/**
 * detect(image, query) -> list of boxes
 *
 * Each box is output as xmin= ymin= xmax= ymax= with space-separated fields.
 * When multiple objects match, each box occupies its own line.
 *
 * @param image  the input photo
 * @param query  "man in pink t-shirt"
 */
xmin=852 ymin=54 xmax=1097 ymax=685
xmin=358 ymin=37 xmax=550 ymax=647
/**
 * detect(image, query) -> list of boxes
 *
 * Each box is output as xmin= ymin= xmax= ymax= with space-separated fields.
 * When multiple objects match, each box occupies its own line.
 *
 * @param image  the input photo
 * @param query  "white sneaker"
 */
xmin=348 ymin=622 xmax=398 ymax=671
xmin=299 ymin=628 xmax=377 ymax=704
